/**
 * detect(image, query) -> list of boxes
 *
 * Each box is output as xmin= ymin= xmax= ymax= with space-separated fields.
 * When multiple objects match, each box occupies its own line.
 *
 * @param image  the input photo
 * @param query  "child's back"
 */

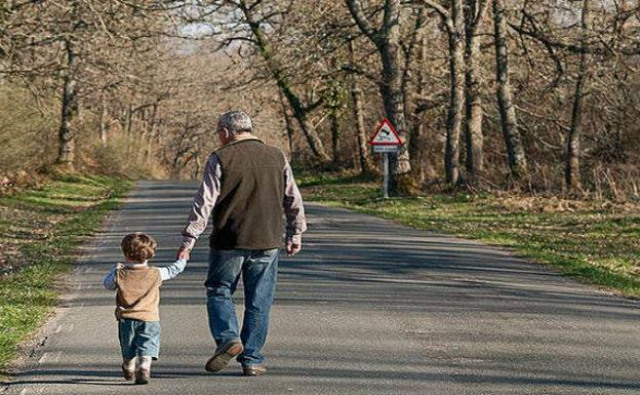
xmin=115 ymin=264 xmax=162 ymax=321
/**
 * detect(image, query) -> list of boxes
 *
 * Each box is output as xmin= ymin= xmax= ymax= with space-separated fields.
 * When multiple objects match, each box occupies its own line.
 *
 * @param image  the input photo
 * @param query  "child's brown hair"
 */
xmin=121 ymin=233 xmax=157 ymax=263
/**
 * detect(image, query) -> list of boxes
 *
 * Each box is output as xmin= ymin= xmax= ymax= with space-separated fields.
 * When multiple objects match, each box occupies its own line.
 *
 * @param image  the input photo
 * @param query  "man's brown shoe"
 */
xmin=243 ymin=365 xmax=267 ymax=377
xmin=205 ymin=340 xmax=244 ymax=373
xmin=135 ymin=368 xmax=150 ymax=385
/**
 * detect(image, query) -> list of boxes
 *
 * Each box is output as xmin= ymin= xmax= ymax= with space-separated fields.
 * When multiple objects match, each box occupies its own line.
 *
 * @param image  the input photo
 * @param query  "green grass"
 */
xmin=0 ymin=175 xmax=131 ymax=371
xmin=297 ymin=170 xmax=640 ymax=298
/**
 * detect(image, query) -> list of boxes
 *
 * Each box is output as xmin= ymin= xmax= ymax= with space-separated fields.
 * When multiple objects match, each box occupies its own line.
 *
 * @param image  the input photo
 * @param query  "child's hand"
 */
xmin=116 ymin=262 xmax=124 ymax=270
xmin=176 ymin=247 xmax=190 ymax=261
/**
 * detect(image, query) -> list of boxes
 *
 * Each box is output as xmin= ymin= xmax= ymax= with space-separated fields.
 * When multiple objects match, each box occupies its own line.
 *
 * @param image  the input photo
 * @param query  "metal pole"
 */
xmin=383 ymin=152 xmax=389 ymax=199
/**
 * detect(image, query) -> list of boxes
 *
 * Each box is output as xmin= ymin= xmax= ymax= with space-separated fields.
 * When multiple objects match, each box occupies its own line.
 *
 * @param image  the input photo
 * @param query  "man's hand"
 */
xmin=176 ymin=246 xmax=191 ymax=261
xmin=286 ymin=240 xmax=302 ymax=256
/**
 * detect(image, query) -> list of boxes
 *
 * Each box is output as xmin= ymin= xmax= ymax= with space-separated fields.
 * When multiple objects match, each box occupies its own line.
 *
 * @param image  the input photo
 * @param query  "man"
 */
xmin=176 ymin=111 xmax=306 ymax=377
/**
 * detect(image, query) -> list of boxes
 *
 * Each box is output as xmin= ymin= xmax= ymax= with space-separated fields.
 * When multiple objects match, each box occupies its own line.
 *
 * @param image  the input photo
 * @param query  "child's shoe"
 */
xmin=122 ymin=357 xmax=135 ymax=381
xmin=135 ymin=368 xmax=150 ymax=385
xmin=135 ymin=356 xmax=152 ymax=385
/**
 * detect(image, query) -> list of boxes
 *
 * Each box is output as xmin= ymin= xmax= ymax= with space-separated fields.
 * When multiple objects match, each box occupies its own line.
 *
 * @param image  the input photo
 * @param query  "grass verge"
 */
xmin=297 ymin=170 xmax=640 ymax=298
xmin=0 ymin=175 xmax=131 ymax=371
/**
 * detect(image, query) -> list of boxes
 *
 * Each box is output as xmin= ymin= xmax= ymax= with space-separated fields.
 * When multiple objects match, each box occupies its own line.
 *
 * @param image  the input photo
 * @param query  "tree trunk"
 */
xmin=379 ymin=48 xmax=405 ymax=137
xmin=277 ymin=80 xmax=331 ymax=164
xmin=352 ymin=87 xmax=374 ymax=175
xmin=100 ymin=92 xmax=108 ymax=145
xmin=409 ymin=36 xmax=435 ymax=184
xmin=279 ymin=91 xmax=295 ymax=158
xmin=403 ymin=9 xmax=427 ymax=182
xmin=378 ymin=0 xmax=411 ymax=182
xmin=145 ymin=101 xmax=158 ymax=163
xmin=445 ymin=0 xmax=465 ymax=185
xmin=349 ymin=40 xmax=374 ymax=175
xmin=345 ymin=0 xmax=411 ymax=192
xmin=124 ymin=102 xmax=133 ymax=137
xmin=56 ymin=39 xmax=79 ymax=170
xmin=330 ymin=108 xmax=340 ymax=166
xmin=493 ymin=0 xmax=528 ymax=179
xmin=464 ymin=0 xmax=485 ymax=184
xmin=401 ymin=8 xmax=425 ymax=134
xmin=565 ymin=0 xmax=590 ymax=193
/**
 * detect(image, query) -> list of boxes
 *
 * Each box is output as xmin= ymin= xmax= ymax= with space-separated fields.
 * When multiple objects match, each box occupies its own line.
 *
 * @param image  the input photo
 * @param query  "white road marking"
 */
xmin=54 ymin=323 xmax=74 ymax=333
xmin=38 ymin=351 xmax=62 ymax=364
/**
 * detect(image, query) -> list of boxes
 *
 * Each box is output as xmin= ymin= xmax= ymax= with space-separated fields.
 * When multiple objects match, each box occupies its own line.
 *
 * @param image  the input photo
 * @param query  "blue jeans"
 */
xmin=205 ymin=248 xmax=279 ymax=367
xmin=118 ymin=319 xmax=161 ymax=360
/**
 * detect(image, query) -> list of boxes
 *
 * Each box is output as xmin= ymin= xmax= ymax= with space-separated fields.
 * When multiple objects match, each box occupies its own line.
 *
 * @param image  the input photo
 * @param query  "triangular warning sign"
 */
xmin=369 ymin=118 xmax=402 ymax=145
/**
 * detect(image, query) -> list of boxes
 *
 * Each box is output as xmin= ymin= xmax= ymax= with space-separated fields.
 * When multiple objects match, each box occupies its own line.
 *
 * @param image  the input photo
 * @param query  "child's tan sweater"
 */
xmin=103 ymin=259 xmax=187 ymax=321
xmin=115 ymin=265 xmax=161 ymax=321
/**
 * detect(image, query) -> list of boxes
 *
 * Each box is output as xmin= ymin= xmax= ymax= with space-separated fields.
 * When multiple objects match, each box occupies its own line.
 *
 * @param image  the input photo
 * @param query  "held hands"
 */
xmin=176 ymin=246 xmax=191 ymax=261
xmin=286 ymin=240 xmax=302 ymax=256
xmin=177 ymin=243 xmax=301 ymax=258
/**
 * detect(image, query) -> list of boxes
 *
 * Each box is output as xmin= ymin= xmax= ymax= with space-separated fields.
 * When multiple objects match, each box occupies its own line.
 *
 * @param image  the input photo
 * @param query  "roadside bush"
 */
xmin=83 ymin=134 xmax=165 ymax=180
xmin=0 ymin=84 xmax=57 ymax=187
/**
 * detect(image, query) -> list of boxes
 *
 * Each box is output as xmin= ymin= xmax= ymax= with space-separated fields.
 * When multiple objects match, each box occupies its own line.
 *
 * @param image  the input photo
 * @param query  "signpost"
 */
xmin=369 ymin=119 xmax=402 ymax=199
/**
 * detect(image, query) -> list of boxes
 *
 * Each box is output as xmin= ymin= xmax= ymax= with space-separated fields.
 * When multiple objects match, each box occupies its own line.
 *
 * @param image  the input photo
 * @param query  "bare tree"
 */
xmin=463 ymin=0 xmax=489 ymax=184
xmin=57 ymin=38 xmax=79 ymax=169
xmin=565 ymin=0 xmax=591 ymax=193
xmin=401 ymin=8 xmax=430 ymax=181
xmin=421 ymin=0 xmax=466 ymax=185
xmin=279 ymin=91 xmax=296 ymax=157
xmin=408 ymin=34 xmax=438 ymax=184
xmin=348 ymin=39 xmax=375 ymax=175
xmin=493 ymin=0 xmax=528 ymax=180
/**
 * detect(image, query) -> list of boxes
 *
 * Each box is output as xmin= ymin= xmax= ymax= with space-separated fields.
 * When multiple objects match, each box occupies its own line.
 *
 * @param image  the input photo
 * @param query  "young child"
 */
xmin=103 ymin=233 xmax=186 ymax=385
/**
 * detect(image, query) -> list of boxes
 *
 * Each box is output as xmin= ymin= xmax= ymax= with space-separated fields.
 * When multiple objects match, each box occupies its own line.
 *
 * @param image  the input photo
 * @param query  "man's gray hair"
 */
xmin=217 ymin=111 xmax=253 ymax=135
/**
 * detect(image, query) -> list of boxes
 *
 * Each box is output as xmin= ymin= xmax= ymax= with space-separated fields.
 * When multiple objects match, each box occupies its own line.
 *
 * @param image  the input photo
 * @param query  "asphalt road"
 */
xmin=3 ymin=181 xmax=639 ymax=395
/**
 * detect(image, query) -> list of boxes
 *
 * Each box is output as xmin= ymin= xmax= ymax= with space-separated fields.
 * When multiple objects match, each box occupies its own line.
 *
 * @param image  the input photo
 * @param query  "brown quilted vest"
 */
xmin=210 ymin=139 xmax=286 ymax=250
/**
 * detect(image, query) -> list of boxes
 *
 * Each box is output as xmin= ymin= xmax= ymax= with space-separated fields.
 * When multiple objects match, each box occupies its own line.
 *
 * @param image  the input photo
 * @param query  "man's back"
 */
xmin=211 ymin=139 xmax=286 ymax=250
